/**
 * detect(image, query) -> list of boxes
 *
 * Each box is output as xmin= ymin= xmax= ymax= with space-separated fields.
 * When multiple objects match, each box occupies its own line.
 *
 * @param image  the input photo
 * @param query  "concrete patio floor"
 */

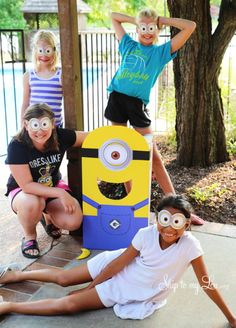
xmin=1 ymin=158 xmax=236 ymax=327
xmin=0 ymin=223 xmax=236 ymax=328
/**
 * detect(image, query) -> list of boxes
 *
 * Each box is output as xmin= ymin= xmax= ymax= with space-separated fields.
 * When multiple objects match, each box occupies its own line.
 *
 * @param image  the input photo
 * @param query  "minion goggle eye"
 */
xmin=158 ymin=210 xmax=187 ymax=230
xmin=27 ymin=117 xmax=52 ymax=131
xmin=99 ymin=139 xmax=132 ymax=171
xmin=36 ymin=46 xmax=55 ymax=56
xmin=139 ymin=23 xmax=157 ymax=35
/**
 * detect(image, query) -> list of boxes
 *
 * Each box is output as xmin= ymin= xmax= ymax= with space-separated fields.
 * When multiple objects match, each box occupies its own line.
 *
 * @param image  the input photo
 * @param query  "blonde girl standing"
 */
xmin=21 ymin=30 xmax=63 ymax=127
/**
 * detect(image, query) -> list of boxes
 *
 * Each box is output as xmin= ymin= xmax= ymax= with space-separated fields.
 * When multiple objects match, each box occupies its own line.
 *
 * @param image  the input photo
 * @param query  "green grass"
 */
xmin=188 ymin=183 xmax=228 ymax=205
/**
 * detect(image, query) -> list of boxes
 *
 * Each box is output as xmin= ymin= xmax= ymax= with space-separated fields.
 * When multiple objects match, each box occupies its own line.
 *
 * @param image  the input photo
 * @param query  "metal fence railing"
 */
xmin=0 ymin=29 xmax=26 ymax=158
xmin=0 ymin=29 xmax=235 ymax=157
xmin=79 ymin=30 xmax=175 ymax=133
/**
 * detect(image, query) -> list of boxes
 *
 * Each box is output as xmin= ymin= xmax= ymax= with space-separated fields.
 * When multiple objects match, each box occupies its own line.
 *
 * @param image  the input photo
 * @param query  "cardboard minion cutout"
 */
xmin=82 ymin=126 xmax=152 ymax=250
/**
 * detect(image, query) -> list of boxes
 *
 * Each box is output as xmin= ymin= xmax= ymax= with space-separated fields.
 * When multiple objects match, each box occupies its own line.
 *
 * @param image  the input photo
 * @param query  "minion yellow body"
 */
xmin=82 ymin=126 xmax=152 ymax=250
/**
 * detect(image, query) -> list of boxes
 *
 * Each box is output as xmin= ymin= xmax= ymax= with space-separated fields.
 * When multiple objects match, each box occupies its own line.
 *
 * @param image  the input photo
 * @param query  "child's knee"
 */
xmin=56 ymin=272 xmax=71 ymax=287
xmin=152 ymin=149 xmax=162 ymax=164
xmin=17 ymin=194 xmax=45 ymax=214
xmin=65 ymin=217 xmax=82 ymax=231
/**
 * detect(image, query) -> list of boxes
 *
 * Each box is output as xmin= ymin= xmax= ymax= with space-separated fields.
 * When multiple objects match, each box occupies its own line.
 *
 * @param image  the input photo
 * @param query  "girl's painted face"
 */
xmin=138 ymin=23 xmax=157 ymax=35
xmin=158 ymin=210 xmax=187 ymax=230
xmin=35 ymin=40 xmax=55 ymax=65
xmin=157 ymin=207 xmax=190 ymax=248
xmin=25 ymin=116 xmax=53 ymax=149
xmin=137 ymin=17 xmax=158 ymax=46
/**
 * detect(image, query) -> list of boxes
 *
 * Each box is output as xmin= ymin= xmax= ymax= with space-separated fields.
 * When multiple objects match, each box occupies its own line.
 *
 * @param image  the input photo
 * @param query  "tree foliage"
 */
xmin=85 ymin=0 xmax=167 ymax=28
xmin=84 ymin=0 xmax=231 ymax=27
xmin=0 ymin=0 xmax=27 ymax=29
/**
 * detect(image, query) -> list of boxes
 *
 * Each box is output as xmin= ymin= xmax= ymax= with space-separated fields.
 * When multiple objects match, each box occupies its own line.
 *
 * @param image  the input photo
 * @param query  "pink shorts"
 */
xmin=8 ymin=180 xmax=71 ymax=212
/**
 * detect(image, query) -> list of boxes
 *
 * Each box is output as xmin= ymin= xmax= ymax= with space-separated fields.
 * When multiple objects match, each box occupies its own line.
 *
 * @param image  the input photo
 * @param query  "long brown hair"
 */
xmin=15 ymin=103 xmax=59 ymax=152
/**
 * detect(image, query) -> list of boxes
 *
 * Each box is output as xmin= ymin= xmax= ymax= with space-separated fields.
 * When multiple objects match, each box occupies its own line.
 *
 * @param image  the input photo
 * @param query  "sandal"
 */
xmin=40 ymin=215 xmax=61 ymax=239
xmin=0 ymin=266 xmax=12 ymax=281
xmin=0 ymin=264 xmax=20 ymax=287
xmin=191 ymin=214 xmax=205 ymax=225
xmin=21 ymin=238 xmax=40 ymax=259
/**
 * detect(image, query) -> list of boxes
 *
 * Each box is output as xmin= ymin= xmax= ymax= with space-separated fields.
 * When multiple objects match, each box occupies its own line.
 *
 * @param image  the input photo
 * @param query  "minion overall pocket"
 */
xmin=83 ymin=195 xmax=148 ymax=250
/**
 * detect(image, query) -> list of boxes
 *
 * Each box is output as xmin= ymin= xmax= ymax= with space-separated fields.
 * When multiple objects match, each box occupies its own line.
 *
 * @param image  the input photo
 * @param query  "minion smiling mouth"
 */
xmin=97 ymin=179 xmax=132 ymax=200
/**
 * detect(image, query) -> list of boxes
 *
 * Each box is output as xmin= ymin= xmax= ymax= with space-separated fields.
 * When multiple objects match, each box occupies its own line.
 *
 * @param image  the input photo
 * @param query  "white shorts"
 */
xmin=87 ymin=249 xmax=125 ymax=307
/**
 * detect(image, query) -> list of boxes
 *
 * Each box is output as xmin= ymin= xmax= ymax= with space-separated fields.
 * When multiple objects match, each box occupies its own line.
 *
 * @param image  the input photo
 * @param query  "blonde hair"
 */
xmin=32 ymin=30 xmax=59 ymax=71
xmin=137 ymin=8 xmax=158 ymax=22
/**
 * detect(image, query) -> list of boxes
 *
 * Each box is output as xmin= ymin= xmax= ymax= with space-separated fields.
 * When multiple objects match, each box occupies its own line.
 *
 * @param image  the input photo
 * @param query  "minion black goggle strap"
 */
xmin=81 ymin=140 xmax=150 ymax=171
xmin=81 ymin=148 xmax=149 ymax=160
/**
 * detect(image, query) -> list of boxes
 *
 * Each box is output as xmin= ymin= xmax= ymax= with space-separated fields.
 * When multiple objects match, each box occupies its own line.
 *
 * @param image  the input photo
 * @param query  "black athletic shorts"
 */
xmin=104 ymin=91 xmax=151 ymax=128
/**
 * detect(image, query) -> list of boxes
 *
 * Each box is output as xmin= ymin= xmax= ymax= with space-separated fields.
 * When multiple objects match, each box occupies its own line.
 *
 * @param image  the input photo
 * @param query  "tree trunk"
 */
xmin=167 ymin=0 xmax=236 ymax=166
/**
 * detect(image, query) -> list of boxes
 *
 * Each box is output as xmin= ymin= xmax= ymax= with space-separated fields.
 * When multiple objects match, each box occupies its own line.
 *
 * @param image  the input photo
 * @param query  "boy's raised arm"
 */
xmin=159 ymin=17 xmax=196 ymax=53
xmin=111 ymin=12 xmax=136 ymax=41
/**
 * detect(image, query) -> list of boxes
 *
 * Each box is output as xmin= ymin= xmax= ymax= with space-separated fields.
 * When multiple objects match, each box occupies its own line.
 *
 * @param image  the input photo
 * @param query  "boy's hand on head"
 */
xmin=157 ymin=16 xmax=162 ymax=30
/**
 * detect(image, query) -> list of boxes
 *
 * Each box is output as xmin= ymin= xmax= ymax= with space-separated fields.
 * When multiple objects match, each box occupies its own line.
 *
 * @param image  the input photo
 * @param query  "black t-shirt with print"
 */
xmin=5 ymin=128 xmax=76 ymax=195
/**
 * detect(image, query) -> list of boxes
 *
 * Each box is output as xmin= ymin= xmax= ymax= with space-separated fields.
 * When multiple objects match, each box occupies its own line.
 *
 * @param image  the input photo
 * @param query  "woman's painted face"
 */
xmin=28 ymin=117 xmax=52 ymax=131
xmin=137 ymin=17 xmax=158 ymax=46
xmin=25 ymin=116 xmax=53 ymax=149
xmin=35 ymin=40 xmax=55 ymax=65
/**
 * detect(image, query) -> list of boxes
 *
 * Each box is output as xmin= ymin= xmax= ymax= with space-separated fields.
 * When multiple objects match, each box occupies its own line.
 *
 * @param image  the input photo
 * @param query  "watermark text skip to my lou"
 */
xmin=159 ymin=274 xmax=229 ymax=295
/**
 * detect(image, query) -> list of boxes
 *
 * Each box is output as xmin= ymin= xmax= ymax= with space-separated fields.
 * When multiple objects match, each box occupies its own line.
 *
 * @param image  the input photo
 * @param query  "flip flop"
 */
xmin=21 ymin=238 xmax=40 ymax=259
xmin=0 ymin=264 xmax=20 ymax=287
xmin=191 ymin=214 xmax=205 ymax=225
xmin=40 ymin=215 xmax=62 ymax=239
xmin=0 ymin=266 xmax=12 ymax=280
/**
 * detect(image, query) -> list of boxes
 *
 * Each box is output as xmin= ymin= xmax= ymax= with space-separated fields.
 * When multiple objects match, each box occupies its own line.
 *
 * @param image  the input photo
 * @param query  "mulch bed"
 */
xmin=151 ymin=136 xmax=236 ymax=225
xmin=99 ymin=135 xmax=236 ymax=225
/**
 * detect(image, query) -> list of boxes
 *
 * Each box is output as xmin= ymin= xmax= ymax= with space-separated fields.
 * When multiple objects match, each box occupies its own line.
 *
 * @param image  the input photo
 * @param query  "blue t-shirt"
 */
xmin=107 ymin=34 xmax=177 ymax=105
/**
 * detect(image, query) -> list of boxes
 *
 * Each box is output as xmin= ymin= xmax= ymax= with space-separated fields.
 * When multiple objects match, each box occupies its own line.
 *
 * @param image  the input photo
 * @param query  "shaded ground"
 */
xmin=99 ymin=136 xmax=236 ymax=225
xmin=152 ymin=136 xmax=236 ymax=225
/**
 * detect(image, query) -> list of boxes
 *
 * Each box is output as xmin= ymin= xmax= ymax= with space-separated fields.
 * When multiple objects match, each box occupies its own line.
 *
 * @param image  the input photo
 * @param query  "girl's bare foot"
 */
xmin=0 ymin=301 xmax=12 ymax=315
xmin=0 ymin=266 xmax=20 ymax=286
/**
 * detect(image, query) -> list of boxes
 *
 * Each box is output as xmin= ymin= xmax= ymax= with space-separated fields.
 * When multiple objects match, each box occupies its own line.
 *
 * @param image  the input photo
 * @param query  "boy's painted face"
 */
xmin=157 ymin=207 xmax=190 ymax=248
xmin=35 ymin=40 xmax=55 ymax=65
xmin=137 ymin=17 xmax=158 ymax=46
xmin=25 ymin=116 xmax=53 ymax=149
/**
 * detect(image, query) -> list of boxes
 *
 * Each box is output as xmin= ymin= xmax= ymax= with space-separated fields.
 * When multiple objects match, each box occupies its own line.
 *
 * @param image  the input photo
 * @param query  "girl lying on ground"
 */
xmin=0 ymin=195 xmax=235 ymax=326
